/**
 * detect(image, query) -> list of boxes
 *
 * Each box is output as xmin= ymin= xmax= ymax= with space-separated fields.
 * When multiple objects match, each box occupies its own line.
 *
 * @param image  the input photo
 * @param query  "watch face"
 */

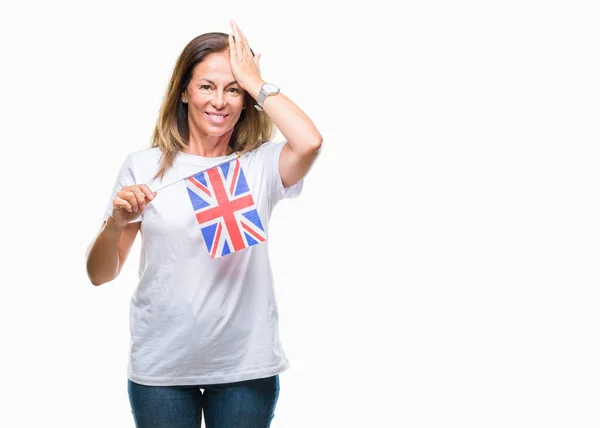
xmin=263 ymin=83 xmax=279 ymax=95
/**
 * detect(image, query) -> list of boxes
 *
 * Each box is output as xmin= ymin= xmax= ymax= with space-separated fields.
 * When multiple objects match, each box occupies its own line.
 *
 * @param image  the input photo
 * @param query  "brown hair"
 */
xmin=151 ymin=32 xmax=274 ymax=181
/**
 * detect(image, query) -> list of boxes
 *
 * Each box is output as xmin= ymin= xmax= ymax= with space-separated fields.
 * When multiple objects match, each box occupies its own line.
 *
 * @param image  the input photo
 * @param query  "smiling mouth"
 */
xmin=205 ymin=113 xmax=229 ymax=124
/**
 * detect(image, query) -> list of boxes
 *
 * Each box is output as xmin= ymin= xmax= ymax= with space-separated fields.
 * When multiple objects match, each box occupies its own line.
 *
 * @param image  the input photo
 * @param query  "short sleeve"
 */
xmin=260 ymin=141 xmax=303 ymax=203
xmin=101 ymin=155 xmax=142 ymax=223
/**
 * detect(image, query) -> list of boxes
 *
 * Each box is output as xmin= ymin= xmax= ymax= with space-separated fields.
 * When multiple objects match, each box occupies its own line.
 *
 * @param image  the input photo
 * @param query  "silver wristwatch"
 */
xmin=254 ymin=83 xmax=280 ymax=111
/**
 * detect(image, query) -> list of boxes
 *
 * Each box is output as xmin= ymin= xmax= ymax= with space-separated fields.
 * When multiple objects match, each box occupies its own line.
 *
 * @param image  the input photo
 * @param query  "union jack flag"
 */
xmin=184 ymin=158 xmax=266 ymax=259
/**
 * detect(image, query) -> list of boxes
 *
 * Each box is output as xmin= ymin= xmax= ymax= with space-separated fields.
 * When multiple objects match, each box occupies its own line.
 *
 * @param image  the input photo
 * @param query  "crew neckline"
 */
xmin=176 ymin=149 xmax=239 ymax=164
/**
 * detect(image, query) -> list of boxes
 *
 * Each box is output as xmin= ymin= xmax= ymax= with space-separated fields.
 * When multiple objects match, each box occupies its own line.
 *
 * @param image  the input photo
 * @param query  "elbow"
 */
xmin=310 ymin=133 xmax=323 ymax=151
xmin=86 ymin=258 xmax=100 ymax=286
xmin=311 ymin=137 xmax=323 ymax=153
xmin=298 ymin=136 xmax=322 ymax=156
xmin=88 ymin=271 xmax=108 ymax=286
xmin=86 ymin=260 xmax=114 ymax=286
xmin=87 ymin=263 xmax=118 ymax=286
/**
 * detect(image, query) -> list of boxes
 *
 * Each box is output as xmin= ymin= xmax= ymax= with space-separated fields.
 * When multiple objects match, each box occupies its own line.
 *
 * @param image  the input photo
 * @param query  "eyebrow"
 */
xmin=199 ymin=78 xmax=239 ymax=86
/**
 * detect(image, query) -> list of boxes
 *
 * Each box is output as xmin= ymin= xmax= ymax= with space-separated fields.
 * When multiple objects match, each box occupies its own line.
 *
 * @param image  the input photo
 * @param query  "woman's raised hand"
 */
xmin=111 ymin=184 xmax=156 ymax=228
xmin=228 ymin=20 xmax=262 ymax=89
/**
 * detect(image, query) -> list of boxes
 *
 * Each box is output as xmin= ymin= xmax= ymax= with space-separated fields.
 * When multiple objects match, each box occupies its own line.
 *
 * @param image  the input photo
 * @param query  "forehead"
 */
xmin=191 ymin=52 xmax=235 ymax=82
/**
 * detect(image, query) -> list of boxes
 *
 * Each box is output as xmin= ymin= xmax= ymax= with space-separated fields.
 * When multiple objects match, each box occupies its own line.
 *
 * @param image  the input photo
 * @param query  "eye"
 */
xmin=228 ymin=88 xmax=240 ymax=93
xmin=200 ymin=85 xmax=212 ymax=91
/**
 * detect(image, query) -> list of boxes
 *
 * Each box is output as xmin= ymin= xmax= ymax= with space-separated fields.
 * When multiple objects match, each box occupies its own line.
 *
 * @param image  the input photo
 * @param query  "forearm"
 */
xmin=86 ymin=218 xmax=124 ymax=286
xmin=246 ymin=79 xmax=322 ymax=154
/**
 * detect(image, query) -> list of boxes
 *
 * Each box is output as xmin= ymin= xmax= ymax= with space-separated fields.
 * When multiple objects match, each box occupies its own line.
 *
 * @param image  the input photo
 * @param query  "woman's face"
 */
xmin=183 ymin=51 xmax=245 ymax=139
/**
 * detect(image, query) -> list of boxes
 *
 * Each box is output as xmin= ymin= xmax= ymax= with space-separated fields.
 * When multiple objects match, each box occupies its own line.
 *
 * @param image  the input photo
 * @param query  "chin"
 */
xmin=204 ymin=127 xmax=235 ymax=137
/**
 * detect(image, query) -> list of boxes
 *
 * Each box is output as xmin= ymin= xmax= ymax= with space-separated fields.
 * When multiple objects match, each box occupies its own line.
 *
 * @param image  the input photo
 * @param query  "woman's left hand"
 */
xmin=228 ymin=20 xmax=262 ymax=90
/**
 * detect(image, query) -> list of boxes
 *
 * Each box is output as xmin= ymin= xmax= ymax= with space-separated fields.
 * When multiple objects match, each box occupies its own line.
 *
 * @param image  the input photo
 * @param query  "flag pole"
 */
xmin=151 ymin=151 xmax=240 ymax=193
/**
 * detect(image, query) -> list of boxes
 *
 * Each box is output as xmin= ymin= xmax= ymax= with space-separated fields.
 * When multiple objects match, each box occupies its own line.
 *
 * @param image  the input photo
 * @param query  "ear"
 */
xmin=181 ymin=90 xmax=188 ymax=104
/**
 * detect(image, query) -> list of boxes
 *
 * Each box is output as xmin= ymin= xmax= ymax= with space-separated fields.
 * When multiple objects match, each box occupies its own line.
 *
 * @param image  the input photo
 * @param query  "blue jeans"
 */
xmin=128 ymin=375 xmax=280 ymax=428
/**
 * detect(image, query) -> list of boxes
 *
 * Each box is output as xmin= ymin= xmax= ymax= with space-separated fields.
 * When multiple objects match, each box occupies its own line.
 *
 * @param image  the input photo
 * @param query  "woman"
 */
xmin=86 ymin=20 xmax=322 ymax=428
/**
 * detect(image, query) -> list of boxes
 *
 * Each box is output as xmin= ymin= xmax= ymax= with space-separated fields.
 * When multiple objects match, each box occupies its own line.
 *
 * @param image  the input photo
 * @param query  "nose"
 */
xmin=211 ymin=90 xmax=226 ymax=109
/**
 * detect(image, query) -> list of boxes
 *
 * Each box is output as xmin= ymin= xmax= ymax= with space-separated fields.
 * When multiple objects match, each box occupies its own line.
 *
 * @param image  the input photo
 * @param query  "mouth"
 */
xmin=205 ymin=113 xmax=229 ymax=124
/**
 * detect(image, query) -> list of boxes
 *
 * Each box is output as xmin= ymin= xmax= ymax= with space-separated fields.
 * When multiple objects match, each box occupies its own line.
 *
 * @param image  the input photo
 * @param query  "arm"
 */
xmin=86 ymin=183 xmax=155 ymax=286
xmin=86 ymin=219 xmax=140 ymax=286
xmin=228 ymin=21 xmax=322 ymax=188
xmin=246 ymin=81 xmax=322 ymax=188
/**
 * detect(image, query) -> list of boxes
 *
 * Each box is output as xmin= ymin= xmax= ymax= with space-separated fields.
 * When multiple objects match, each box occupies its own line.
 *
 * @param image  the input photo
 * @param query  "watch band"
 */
xmin=254 ymin=83 xmax=280 ymax=111
xmin=255 ymin=90 xmax=267 ymax=111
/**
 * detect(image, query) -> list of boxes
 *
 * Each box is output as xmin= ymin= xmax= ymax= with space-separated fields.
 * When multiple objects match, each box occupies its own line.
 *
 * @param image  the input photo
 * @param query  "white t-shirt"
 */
xmin=102 ymin=141 xmax=302 ymax=386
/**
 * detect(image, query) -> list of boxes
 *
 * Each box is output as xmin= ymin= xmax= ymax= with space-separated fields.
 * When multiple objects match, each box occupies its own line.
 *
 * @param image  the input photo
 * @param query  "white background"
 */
xmin=0 ymin=0 xmax=598 ymax=427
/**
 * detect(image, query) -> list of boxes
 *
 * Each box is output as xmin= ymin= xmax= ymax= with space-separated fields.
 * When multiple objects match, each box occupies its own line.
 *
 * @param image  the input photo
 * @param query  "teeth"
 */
xmin=208 ymin=114 xmax=225 ymax=119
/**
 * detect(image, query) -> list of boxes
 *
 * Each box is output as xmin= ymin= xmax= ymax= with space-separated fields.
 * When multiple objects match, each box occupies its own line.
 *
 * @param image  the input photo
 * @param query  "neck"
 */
xmin=183 ymin=128 xmax=234 ymax=158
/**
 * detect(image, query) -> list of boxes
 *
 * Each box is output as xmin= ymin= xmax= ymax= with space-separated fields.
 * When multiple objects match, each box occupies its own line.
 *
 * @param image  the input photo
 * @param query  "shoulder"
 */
xmin=242 ymin=141 xmax=285 ymax=164
xmin=254 ymin=141 xmax=284 ymax=154
xmin=116 ymin=147 xmax=163 ymax=185
xmin=128 ymin=147 xmax=162 ymax=167
xmin=128 ymin=147 xmax=163 ymax=174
